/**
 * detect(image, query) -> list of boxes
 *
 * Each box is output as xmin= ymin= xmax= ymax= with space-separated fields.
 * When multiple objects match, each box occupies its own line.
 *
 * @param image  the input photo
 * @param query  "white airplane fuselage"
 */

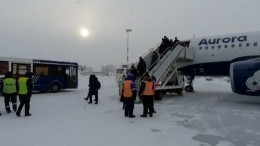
xmin=177 ymin=31 xmax=260 ymax=77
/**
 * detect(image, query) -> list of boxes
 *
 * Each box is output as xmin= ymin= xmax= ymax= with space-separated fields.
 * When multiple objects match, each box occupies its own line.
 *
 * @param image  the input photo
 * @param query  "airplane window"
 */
xmin=218 ymin=45 xmax=221 ymax=49
xmin=205 ymin=46 xmax=208 ymax=50
xmin=246 ymin=43 xmax=250 ymax=47
xmin=231 ymin=44 xmax=235 ymax=48
xmin=224 ymin=45 xmax=228 ymax=48
xmin=211 ymin=46 xmax=215 ymax=49
xmin=254 ymin=42 xmax=258 ymax=46
xmin=238 ymin=44 xmax=242 ymax=47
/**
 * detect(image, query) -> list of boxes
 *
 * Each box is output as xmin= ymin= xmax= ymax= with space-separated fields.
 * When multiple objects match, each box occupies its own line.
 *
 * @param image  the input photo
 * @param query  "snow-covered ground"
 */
xmin=1 ymin=75 xmax=260 ymax=146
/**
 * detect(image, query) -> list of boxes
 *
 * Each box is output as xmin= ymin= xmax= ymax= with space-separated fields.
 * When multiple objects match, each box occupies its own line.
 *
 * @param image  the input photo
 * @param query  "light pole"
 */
xmin=126 ymin=28 xmax=132 ymax=68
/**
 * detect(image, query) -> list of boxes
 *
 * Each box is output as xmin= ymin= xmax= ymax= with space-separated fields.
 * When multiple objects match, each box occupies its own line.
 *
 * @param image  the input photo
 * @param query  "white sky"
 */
xmin=1 ymin=0 xmax=260 ymax=70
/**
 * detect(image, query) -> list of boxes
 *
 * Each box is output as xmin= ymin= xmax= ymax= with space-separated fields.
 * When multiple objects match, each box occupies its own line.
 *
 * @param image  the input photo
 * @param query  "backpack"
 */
xmin=96 ymin=80 xmax=101 ymax=90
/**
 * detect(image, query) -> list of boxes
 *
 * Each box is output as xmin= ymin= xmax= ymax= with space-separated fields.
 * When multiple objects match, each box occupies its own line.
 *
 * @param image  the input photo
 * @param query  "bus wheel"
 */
xmin=51 ymin=83 xmax=60 ymax=93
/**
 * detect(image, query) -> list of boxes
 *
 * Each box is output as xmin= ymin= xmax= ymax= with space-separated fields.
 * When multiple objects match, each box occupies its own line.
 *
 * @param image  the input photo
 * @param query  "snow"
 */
xmin=1 ymin=75 xmax=260 ymax=146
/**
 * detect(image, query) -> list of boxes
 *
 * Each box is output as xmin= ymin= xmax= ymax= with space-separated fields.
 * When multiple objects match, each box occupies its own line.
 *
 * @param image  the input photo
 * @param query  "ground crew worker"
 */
xmin=139 ymin=74 xmax=155 ymax=117
xmin=2 ymin=72 xmax=17 ymax=113
xmin=122 ymin=74 xmax=136 ymax=118
xmin=16 ymin=72 xmax=33 ymax=117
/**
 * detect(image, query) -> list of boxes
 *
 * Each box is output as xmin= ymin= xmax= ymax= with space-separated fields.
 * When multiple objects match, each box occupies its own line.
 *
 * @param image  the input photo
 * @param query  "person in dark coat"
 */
xmin=130 ymin=65 xmax=137 ymax=80
xmin=159 ymin=41 xmax=166 ymax=57
xmin=16 ymin=72 xmax=33 ymax=117
xmin=162 ymin=36 xmax=170 ymax=47
xmin=171 ymin=37 xmax=179 ymax=50
xmin=150 ymin=51 xmax=159 ymax=70
xmin=169 ymin=39 xmax=174 ymax=48
xmin=138 ymin=74 xmax=155 ymax=117
xmin=137 ymin=57 xmax=146 ymax=78
xmin=87 ymin=74 xmax=100 ymax=104
xmin=159 ymin=36 xmax=170 ymax=57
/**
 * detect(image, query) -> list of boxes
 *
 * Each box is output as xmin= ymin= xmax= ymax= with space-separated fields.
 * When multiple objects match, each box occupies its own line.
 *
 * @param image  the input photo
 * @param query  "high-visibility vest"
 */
xmin=123 ymin=80 xmax=133 ymax=98
xmin=18 ymin=77 xmax=28 ymax=95
xmin=142 ymin=81 xmax=155 ymax=96
xmin=3 ymin=78 xmax=17 ymax=94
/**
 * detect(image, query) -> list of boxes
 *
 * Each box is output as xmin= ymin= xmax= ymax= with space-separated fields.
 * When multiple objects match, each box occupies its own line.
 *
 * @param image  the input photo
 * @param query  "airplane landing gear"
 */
xmin=185 ymin=75 xmax=194 ymax=92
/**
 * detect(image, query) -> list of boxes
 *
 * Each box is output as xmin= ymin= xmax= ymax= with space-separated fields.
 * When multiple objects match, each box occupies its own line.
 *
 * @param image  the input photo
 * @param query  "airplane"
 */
xmin=175 ymin=31 xmax=260 ymax=96
xmin=120 ymin=31 xmax=260 ymax=97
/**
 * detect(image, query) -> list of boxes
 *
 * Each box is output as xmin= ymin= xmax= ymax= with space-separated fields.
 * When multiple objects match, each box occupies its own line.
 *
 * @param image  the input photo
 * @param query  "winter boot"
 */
xmin=16 ymin=112 xmax=21 ymax=117
xmin=140 ymin=114 xmax=147 ymax=118
xmin=6 ymin=108 xmax=11 ymax=113
xmin=129 ymin=110 xmax=135 ymax=118
xmin=25 ymin=113 xmax=32 ymax=116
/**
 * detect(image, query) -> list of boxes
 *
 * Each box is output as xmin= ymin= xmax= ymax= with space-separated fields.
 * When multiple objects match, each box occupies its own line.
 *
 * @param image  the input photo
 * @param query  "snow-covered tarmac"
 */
xmin=1 ymin=75 xmax=260 ymax=146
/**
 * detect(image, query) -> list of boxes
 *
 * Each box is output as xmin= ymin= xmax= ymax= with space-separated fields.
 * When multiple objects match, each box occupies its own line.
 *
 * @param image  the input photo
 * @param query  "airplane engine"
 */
xmin=230 ymin=58 xmax=260 ymax=96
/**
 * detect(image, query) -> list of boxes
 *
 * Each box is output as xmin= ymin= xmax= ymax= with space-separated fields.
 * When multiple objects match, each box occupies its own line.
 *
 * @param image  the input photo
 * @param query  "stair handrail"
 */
xmin=151 ymin=43 xmax=181 ymax=75
xmin=151 ymin=45 xmax=184 ymax=85
xmin=134 ymin=43 xmax=160 ymax=67
xmin=145 ymin=42 xmax=178 ymax=73
xmin=136 ymin=43 xmax=180 ymax=85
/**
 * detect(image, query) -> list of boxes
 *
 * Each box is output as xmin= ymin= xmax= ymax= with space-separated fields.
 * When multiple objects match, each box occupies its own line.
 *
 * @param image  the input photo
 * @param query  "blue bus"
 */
xmin=0 ymin=57 xmax=78 ymax=92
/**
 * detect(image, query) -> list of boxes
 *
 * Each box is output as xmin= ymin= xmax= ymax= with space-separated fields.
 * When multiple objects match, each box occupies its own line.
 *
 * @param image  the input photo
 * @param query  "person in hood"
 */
xmin=85 ymin=74 xmax=101 ymax=104
xmin=121 ymin=74 xmax=136 ymax=118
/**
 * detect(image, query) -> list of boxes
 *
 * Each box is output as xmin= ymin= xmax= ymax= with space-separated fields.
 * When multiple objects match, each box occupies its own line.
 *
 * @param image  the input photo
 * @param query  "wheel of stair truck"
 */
xmin=155 ymin=90 xmax=164 ymax=100
xmin=184 ymin=85 xmax=194 ymax=92
xmin=51 ymin=82 xmax=61 ymax=93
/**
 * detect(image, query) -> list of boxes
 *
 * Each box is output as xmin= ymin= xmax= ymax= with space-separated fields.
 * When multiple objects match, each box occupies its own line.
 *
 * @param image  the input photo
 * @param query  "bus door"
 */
xmin=12 ymin=63 xmax=31 ymax=75
xmin=65 ymin=66 xmax=78 ymax=88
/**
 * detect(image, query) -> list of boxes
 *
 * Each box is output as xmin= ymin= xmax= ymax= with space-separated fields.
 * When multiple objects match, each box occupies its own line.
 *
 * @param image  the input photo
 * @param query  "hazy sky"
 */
xmin=1 ymin=0 xmax=260 ymax=70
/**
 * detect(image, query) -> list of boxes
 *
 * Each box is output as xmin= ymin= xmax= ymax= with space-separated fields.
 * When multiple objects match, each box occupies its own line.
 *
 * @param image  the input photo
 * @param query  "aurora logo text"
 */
xmin=199 ymin=36 xmax=247 ymax=45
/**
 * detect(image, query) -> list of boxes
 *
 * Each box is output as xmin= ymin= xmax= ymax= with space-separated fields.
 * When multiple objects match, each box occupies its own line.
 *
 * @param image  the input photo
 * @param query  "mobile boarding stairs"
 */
xmin=136 ymin=43 xmax=194 ymax=100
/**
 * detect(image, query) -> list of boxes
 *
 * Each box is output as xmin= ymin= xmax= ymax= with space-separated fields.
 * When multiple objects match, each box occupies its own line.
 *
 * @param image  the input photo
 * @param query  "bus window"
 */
xmin=34 ymin=64 xmax=48 ymax=75
xmin=48 ymin=65 xmax=64 ymax=76
xmin=12 ymin=63 xmax=30 ymax=75
xmin=0 ymin=61 xmax=8 ymax=75
xmin=65 ymin=66 xmax=78 ymax=88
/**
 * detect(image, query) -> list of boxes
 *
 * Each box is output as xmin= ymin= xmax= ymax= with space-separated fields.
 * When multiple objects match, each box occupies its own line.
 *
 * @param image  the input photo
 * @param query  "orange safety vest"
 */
xmin=142 ymin=81 xmax=155 ymax=96
xmin=123 ymin=80 xmax=133 ymax=98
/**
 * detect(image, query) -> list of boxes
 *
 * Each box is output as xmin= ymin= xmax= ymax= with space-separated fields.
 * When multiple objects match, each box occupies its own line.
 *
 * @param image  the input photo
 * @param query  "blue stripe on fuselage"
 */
xmin=178 ymin=56 xmax=260 ymax=76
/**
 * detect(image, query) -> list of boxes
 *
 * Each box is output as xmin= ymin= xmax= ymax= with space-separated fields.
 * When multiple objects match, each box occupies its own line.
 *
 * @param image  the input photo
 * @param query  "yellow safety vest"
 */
xmin=123 ymin=80 xmax=133 ymax=98
xmin=3 ymin=78 xmax=17 ymax=94
xmin=142 ymin=81 xmax=155 ymax=96
xmin=18 ymin=77 xmax=28 ymax=95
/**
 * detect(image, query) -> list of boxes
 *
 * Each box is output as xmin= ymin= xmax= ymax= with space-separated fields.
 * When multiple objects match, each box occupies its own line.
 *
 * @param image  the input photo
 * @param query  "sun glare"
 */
xmin=80 ymin=28 xmax=89 ymax=37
